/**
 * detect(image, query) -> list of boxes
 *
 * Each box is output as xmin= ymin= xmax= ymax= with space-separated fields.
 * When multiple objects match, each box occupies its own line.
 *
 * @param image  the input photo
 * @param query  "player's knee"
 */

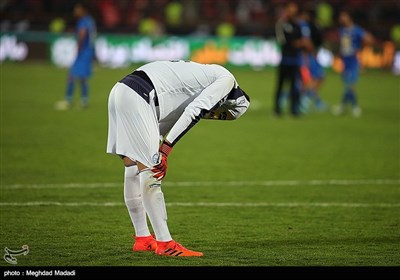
xmin=142 ymin=177 xmax=162 ymax=194
xmin=139 ymin=169 xmax=161 ymax=194
xmin=138 ymin=170 xmax=167 ymax=221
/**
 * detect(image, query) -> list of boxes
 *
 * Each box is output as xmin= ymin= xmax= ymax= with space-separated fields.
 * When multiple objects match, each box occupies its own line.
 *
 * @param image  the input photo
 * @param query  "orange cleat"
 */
xmin=155 ymin=240 xmax=203 ymax=257
xmin=133 ymin=235 xmax=157 ymax=252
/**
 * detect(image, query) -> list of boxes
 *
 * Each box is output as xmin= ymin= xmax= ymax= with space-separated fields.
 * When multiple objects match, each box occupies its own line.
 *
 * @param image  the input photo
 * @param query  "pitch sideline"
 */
xmin=0 ymin=201 xmax=399 ymax=208
xmin=1 ymin=178 xmax=399 ymax=189
xmin=2 ymin=179 xmax=399 ymax=208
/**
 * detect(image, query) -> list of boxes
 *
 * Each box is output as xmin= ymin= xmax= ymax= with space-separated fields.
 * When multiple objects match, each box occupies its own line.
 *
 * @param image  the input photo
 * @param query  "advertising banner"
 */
xmin=50 ymin=34 xmax=283 ymax=69
xmin=1 ymin=32 xmax=398 ymax=74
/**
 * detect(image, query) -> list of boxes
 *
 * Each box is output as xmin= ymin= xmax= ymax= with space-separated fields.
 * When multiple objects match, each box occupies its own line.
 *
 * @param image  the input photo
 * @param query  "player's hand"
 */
xmin=151 ymin=142 xmax=172 ymax=181
xmin=152 ymin=154 xmax=168 ymax=180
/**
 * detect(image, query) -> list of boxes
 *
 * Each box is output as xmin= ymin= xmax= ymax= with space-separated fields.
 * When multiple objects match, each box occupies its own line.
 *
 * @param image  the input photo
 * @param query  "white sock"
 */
xmin=139 ymin=169 xmax=172 ymax=242
xmin=124 ymin=165 xmax=151 ymax=237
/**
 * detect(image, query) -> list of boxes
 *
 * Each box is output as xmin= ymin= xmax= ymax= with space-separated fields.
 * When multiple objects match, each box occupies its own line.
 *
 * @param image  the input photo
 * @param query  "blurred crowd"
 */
xmin=1 ymin=0 xmax=399 ymax=42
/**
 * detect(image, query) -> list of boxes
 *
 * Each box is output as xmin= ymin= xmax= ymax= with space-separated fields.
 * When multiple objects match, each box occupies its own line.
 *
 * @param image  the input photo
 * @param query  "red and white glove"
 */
xmin=151 ymin=142 xmax=172 ymax=181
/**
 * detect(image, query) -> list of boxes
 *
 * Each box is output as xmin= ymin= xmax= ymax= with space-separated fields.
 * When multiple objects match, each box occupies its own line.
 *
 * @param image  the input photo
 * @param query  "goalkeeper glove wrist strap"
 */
xmin=160 ymin=142 xmax=172 ymax=157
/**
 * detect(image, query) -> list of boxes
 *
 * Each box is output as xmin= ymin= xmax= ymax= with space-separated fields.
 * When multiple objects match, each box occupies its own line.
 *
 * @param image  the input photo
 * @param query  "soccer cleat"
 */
xmin=331 ymin=104 xmax=344 ymax=116
xmin=80 ymin=100 xmax=89 ymax=109
xmin=155 ymin=240 xmax=203 ymax=257
xmin=133 ymin=235 xmax=157 ymax=252
xmin=314 ymin=100 xmax=327 ymax=112
xmin=54 ymin=100 xmax=71 ymax=111
xmin=299 ymin=95 xmax=311 ymax=114
xmin=352 ymin=106 xmax=362 ymax=118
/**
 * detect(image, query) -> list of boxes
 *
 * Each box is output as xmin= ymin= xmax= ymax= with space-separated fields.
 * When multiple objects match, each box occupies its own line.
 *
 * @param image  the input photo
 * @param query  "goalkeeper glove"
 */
xmin=151 ymin=142 xmax=172 ymax=180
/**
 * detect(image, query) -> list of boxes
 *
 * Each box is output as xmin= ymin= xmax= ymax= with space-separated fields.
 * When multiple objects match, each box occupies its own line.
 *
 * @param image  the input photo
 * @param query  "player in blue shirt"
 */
xmin=56 ymin=2 xmax=96 ymax=110
xmin=332 ymin=10 xmax=373 ymax=117
xmin=298 ymin=8 xmax=326 ymax=114
xmin=274 ymin=2 xmax=311 ymax=117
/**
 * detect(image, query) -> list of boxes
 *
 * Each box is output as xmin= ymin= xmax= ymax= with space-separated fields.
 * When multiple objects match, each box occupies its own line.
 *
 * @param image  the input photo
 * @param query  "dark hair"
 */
xmin=74 ymin=0 xmax=90 ymax=11
xmin=339 ymin=9 xmax=353 ymax=19
xmin=285 ymin=1 xmax=298 ymax=8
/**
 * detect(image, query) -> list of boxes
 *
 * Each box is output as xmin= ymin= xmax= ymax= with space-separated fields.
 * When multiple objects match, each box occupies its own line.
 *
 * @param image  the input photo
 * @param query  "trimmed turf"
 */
xmin=0 ymin=62 xmax=399 ymax=266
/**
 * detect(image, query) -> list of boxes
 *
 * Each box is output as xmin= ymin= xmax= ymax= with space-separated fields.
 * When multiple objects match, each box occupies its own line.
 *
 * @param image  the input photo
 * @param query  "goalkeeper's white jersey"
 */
xmin=107 ymin=60 xmax=250 ymax=166
xmin=137 ymin=60 xmax=240 ymax=145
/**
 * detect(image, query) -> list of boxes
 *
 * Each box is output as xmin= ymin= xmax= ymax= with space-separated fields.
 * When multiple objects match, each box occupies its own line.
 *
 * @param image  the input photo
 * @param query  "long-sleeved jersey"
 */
xmin=136 ymin=60 xmax=250 ymax=146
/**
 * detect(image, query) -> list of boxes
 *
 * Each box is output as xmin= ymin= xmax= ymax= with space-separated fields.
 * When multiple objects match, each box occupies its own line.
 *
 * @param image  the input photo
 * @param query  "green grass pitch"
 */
xmin=0 ymin=62 xmax=399 ymax=267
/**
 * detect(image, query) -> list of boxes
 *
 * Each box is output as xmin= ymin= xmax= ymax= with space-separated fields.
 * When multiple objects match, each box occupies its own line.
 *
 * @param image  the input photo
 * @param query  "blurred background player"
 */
xmin=332 ymin=10 xmax=374 ymax=117
xmin=298 ymin=8 xmax=326 ymax=114
xmin=55 ymin=1 xmax=96 ymax=110
xmin=274 ymin=1 xmax=311 ymax=117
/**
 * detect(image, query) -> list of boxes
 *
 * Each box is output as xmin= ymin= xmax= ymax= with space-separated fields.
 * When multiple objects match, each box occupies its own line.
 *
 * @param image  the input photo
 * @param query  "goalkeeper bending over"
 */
xmin=106 ymin=60 xmax=250 ymax=257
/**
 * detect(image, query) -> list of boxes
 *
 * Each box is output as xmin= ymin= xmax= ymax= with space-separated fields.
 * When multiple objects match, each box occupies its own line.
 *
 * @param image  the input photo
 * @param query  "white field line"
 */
xmin=1 ymin=179 xmax=399 ymax=189
xmin=0 ymin=201 xmax=399 ymax=208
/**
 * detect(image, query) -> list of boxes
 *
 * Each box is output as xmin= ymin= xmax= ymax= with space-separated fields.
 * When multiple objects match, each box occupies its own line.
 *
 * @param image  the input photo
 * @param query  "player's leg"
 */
xmin=66 ymin=55 xmax=83 ymax=106
xmin=136 ymin=164 xmax=169 ymax=241
xmin=333 ymin=66 xmax=352 ymax=115
xmin=78 ymin=51 xmax=93 ymax=108
xmin=342 ymin=70 xmax=355 ymax=106
xmin=126 ymin=105 xmax=202 ymax=256
xmin=312 ymin=78 xmax=326 ymax=111
xmin=123 ymin=161 xmax=148 ymax=238
xmin=299 ymin=64 xmax=312 ymax=114
xmin=274 ymin=65 xmax=285 ymax=116
xmin=56 ymin=59 xmax=79 ymax=110
xmin=347 ymin=65 xmax=361 ymax=117
xmin=79 ymin=78 xmax=89 ymax=108
xmin=347 ymin=81 xmax=361 ymax=117
xmin=55 ymin=74 xmax=75 ymax=110
xmin=135 ymin=162 xmax=203 ymax=257
xmin=122 ymin=157 xmax=157 ymax=252
xmin=335 ymin=65 xmax=360 ymax=117
xmin=309 ymin=56 xmax=326 ymax=111
xmin=106 ymin=84 xmax=155 ymax=251
xmin=289 ymin=65 xmax=301 ymax=116
xmin=65 ymin=75 xmax=75 ymax=105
